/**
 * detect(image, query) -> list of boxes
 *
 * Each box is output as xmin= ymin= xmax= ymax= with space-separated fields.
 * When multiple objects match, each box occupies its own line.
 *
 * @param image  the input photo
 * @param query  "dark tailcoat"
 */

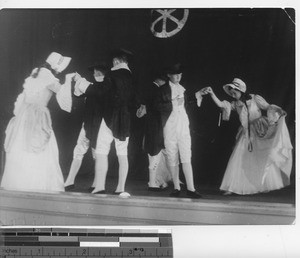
xmin=83 ymin=68 xmax=134 ymax=146
xmin=143 ymin=82 xmax=165 ymax=156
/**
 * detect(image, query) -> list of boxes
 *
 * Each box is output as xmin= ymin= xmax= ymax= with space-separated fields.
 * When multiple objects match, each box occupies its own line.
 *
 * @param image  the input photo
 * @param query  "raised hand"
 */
xmin=65 ymin=73 xmax=77 ymax=82
xmin=205 ymin=87 xmax=214 ymax=94
xmin=194 ymin=90 xmax=203 ymax=107
xmin=136 ymin=105 xmax=147 ymax=118
xmin=74 ymin=72 xmax=82 ymax=82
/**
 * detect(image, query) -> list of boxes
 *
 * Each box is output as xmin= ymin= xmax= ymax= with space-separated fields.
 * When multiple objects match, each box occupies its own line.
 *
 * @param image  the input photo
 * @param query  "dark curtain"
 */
xmin=0 ymin=8 xmax=295 ymax=188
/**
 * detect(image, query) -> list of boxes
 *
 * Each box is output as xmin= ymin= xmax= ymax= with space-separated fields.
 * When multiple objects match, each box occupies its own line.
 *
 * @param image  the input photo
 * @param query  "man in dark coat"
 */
xmin=64 ymin=62 xmax=109 ymax=191
xmin=84 ymin=62 xmax=109 ymax=150
xmin=74 ymin=48 xmax=134 ymax=197
xmin=137 ymin=73 xmax=168 ymax=190
xmin=154 ymin=63 xmax=205 ymax=199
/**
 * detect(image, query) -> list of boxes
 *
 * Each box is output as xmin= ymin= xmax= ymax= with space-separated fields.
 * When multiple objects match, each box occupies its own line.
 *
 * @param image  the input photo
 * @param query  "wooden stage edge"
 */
xmin=0 ymin=189 xmax=295 ymax=226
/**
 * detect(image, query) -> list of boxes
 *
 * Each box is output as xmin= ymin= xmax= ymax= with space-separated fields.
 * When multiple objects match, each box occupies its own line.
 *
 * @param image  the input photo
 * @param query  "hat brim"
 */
xmin=166 ymin=70 xmax=183 ymax=75
xmin=165 ymin=67 xmax=184 ymax=75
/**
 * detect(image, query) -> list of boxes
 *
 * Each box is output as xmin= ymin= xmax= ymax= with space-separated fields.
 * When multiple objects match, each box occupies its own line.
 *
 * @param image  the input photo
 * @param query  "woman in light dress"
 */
xmin=1 ymin=52 xmax=74 ymax=192
xmin=203 ymin=78 xmax=293 ymax=195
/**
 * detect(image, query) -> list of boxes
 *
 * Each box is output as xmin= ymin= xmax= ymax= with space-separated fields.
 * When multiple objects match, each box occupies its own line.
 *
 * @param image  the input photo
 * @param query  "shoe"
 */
xmin=93 ymin=190 xmax=106 ymax=194
xmin=119 ymin=192 xmax=131 ymax=198
xmin=180 ymin=182 xmax=186 ymax=190
xmin=88 ymin=187 xmax=95 ymax=193
xmin=186 ymin=190 xmax=202 ymax=199
xmin=160 ymin=183 xmax=168 ymax=189
xmin=113 ymin=191 xmax=131 ymax=198
xmin=148 ymin=187 xmax=164 ymax=192
xmin=113 ymin=191 xmax=122 ymax=195
xmin=169 ymin=189 xmax=181 ymax=197
xmin=65 ymin=184 xmax=75 ymax=191
xmin=223 ymin=191 xmax=233 ymax=196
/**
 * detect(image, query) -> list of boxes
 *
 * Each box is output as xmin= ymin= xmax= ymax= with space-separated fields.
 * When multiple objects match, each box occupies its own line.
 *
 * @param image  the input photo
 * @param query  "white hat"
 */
xmin=223 ymin=78 xmax=247 ymax=97
xmin=46 ymin=52 xmax=71 ymax=73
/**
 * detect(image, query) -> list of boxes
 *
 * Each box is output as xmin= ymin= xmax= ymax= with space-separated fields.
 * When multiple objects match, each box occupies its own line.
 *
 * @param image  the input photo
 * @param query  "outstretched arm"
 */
xmin=205 ymin=87 xmax=226 ymax=108
xmin=73 ymin=72 xmax=110 ymax=98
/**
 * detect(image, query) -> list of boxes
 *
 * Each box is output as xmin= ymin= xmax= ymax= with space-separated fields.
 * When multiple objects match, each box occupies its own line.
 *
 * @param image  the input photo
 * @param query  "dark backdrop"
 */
xmin=0 ymin=8 xmax=295 ymax=188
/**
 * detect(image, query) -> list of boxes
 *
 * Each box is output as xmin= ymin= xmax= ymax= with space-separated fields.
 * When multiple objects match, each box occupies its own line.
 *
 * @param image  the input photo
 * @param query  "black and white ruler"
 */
xmin=0 ymin=228 xmax=173 ymax=258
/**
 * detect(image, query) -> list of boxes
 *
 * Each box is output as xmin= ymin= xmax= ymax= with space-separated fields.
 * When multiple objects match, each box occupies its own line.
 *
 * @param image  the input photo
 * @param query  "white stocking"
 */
xmin=169 ymin=165 xmax=180 ymax=190
xmin=115 ymin=155 xmax=129 ymax=193
xmin=149 ymin=168 xmax=159 ymax=187
xmin=64 ymin=158 xmax=82 ymax=186
xmin=182 ymin=162 xmax=195 ymax=191
xmin=92 ymin=154 xmax=108 ymax=193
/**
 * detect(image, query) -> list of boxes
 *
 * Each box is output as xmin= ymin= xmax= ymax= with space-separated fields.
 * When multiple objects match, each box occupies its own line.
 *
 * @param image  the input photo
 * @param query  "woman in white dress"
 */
xmin=204 ymin=78 xmax=293 ymax=195
xmin=1 ymin=52 xmax=73 ymax=192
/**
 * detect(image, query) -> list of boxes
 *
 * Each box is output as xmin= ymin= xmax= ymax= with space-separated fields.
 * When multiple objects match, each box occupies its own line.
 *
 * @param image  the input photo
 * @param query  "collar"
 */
xmin=111 ymin=62 xmax=131 ymax=72
xmin=169 ymin=81 xmax=186 ymax=91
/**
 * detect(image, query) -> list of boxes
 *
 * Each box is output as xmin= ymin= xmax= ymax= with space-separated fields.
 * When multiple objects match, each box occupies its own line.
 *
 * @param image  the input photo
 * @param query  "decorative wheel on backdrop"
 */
xmin=150 ymin=9 xmax=189 ymax=38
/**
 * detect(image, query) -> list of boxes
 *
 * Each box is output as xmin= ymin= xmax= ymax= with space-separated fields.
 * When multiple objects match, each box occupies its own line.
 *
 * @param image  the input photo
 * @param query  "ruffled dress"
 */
xmin=0 ymin=68 xmax=72 ymax=192
xmin=219 ymin=94 xmax=293 ymax=194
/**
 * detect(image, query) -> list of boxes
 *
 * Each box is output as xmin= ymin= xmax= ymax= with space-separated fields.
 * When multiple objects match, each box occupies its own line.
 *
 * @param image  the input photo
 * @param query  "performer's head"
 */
xmin=32 ymin=52 xmax=71 ymax=79
xmin=45 ymin=52 xmax=71 ymax=75
xmin=88 ymin=61 xmax=109 ymax=82
xmin=165 ymin=63 xmax=183 ymax=85
xmin=111 ymin=48 xmax=133 ymax=67
xmin=229 ymin=88 xmax=242 ymax=100
xmin=223 ymin=78 xmax=247 ymax=100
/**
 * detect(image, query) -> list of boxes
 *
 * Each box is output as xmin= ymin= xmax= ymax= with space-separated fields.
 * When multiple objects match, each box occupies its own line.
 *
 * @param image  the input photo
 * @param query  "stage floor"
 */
xmin=68 ymin=172 xmax=295 ymax=205
xmin=0 ymin=171 xmax=295 ymax=226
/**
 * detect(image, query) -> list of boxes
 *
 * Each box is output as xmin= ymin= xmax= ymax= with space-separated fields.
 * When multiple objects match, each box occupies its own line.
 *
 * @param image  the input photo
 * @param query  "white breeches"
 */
xmin=163 ymin=109 xmax=191 ymax=166
xmin=73 ymin=125 xmax=90 ymax=160
xmin=94 ymin=120 xmax=129 ymax=156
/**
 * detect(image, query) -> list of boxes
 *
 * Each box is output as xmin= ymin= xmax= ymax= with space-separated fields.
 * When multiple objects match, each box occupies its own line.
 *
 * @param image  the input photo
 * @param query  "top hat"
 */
xmin=165 ymin=63 xmax=184 ymax=75
xmin=223 ymin=78 xmax=247 ymax=97
xmin=46 ymin=52 xmax=71 ymax=73
xmin=88 ymin=61 xmax=110 ymax=73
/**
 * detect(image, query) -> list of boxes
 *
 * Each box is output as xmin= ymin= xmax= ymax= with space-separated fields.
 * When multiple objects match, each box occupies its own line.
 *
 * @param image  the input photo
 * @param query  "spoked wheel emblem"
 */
xmin=150 ymin=9 xmax=189 ymax=38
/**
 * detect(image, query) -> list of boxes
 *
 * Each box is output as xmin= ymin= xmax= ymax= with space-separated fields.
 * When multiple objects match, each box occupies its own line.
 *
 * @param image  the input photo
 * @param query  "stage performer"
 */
xmin=204 ymin=78 xmax=293 ymax=195
xmin=136 ymin=73 xmax=171 ymax=191
xmin=73 ymin=48 xmax=134 ymax=197
xmin=154 ymin=63 xmax=205 ymax=199
xmin=1 ymin=52 xmax=73 ymax=192
xmin=64 ymin=62 xmax=109 ymax=192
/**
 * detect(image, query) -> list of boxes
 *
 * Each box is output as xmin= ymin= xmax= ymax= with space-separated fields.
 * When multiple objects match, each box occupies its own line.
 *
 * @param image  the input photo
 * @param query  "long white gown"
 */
xmin=220 ymin=94 xmax=293 ymax=194
xmin=0 ymin=67 xmax=72 ymax=192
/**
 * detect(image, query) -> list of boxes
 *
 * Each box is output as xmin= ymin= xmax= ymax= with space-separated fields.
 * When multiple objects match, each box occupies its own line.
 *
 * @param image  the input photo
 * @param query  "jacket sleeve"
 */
xmin=84 ymin=76 xmax=111 ymax=98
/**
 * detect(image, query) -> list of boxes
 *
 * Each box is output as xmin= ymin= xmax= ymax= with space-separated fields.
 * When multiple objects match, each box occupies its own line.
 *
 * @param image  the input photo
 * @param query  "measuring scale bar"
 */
xmin=0 ymin=228 xmax=173 ymax=258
